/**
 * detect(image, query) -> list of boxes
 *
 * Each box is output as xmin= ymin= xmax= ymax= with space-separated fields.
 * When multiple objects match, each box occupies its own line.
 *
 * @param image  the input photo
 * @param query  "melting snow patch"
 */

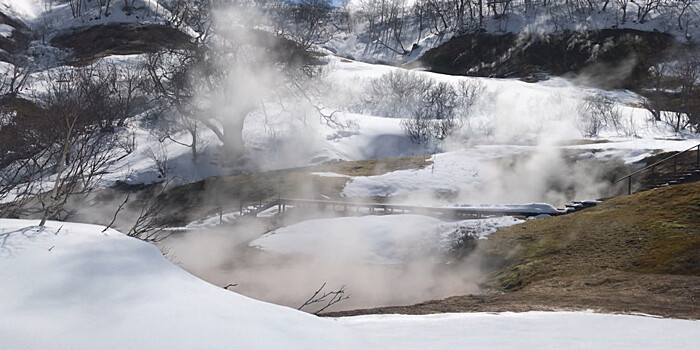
xmin=312 ymin=172 xmax=351 ymax=178
xmin=0 ymin=24 xmax=13 ymax=38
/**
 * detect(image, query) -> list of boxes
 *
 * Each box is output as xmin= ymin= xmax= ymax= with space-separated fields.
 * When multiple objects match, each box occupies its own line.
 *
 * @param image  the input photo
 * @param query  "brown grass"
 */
xmin=486 ymin=181 xmax=700 ymax=290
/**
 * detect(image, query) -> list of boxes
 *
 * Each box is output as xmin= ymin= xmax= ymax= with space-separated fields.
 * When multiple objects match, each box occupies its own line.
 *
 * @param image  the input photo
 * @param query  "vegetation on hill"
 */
xmin=487 ymin=181 xmax=700 ymax=289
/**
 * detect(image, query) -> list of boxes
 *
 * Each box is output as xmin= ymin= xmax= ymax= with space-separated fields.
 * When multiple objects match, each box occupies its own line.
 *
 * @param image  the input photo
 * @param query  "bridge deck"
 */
xmin=262 ymin=198 xmax=569 ymax=219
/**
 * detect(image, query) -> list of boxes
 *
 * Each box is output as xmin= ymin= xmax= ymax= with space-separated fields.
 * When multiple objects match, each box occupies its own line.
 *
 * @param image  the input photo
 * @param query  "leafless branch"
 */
xmin=298 ymin=282 xmax=350 ymax=315
xmin=102 ymin=194 xmax=130 ymax=233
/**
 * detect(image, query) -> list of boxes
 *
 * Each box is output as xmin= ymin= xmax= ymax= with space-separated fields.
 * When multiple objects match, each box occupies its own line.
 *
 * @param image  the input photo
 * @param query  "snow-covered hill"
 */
xmin=97 ymin=56 xmax=698 ymax=197
xmin=0 ymin=0 xmax=169 ymax=30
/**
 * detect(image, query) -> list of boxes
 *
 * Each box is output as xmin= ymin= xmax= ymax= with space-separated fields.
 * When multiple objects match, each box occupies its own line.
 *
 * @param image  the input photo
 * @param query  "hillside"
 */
xmin=327 ymin=181 xmax=700 ymax=319
xmin=418 ymin=29 xmax=676 ymax=89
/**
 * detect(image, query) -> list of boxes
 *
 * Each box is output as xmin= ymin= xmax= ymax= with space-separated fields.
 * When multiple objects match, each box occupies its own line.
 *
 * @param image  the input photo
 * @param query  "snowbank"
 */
xmin=1 ymin=219 xmax=698 ymax=349
xmin=449 ymin=203 xmax=564 ymax=215
xmin=0 ymin=219 xmax=362 ymax=349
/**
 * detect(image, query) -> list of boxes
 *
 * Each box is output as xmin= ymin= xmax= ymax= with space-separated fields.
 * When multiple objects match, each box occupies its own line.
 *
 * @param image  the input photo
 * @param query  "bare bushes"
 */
xmin=0 ymin=60 xmax=148 ymax=224
xmin=365 ymin=70 xmax=430 ymax=118
xmin=577 ymin=93 xmax=636 ymax=137
xmin=364 ymin=70 xmax=482 ymax=144
xmin=643 ymin=49 xmax=700 ymax=134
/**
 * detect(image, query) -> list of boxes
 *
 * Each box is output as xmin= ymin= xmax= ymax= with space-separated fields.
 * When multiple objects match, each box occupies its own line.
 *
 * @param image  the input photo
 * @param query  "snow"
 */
xmin=185 ymin=211 xmax=241 ymax=229
xmin=341 ymin=146 xmax=528 ymax=198
xmin=0 ymin=219 xmax=360 ymax=349
xmin=0 ymin=0 xmax=43 ymax=21
xmin=2 ymin=219 xmax=699 ymax=349
xmin=0 ymin=23 xmax=13 ymax=38
xmin=250 ymin=214 xmax=523 ymax=264
xmin=449 ymin=203 xmax=564 ymax=215
xmin=338 ymin=312 xmax=700 ymax=350
xmin=567 ymin=139 xmax=700 ymax=164
xmin=312 ymin=172 xmax=351 ymax=178
xmin=0 ymin=0 xmax=171 ymax=31
xmin=8 ymin=53 xmax=698 ymax=193
xmin=338 ymin=0 xmax=700 ymax=65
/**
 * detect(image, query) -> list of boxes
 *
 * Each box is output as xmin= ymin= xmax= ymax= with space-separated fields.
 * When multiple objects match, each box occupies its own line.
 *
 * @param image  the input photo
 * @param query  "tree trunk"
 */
xmin=222 ymin=117 xmax=246 ymax=164
xmin=191 ymin=129 xmax=198 ymax=162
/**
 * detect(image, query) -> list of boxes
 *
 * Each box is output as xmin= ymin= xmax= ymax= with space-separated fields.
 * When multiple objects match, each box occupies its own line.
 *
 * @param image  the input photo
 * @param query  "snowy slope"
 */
xmin=0 ymin=219 xmax=365 ymax=349
xmin=0 ymin=0 xmax=169 ymax=30
xmin=337 ymin=0 xmax=700 ymax=65
xmin=6 ymin=53 xmax=697 ymax=195
xmin=1 ymin=219 xmax=699 ymax=349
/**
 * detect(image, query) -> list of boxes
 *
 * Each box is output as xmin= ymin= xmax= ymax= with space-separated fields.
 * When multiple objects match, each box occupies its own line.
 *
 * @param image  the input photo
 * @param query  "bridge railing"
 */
xmin=613 ymin=143 xmax=700 ymax=195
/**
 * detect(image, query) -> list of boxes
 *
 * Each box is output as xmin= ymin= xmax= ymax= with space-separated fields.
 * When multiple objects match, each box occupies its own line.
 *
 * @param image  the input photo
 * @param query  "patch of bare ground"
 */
xmin=51 ymin=24 xmax=194 ymax=64
xmin=325 ymin=181 xmax=700 ymax=319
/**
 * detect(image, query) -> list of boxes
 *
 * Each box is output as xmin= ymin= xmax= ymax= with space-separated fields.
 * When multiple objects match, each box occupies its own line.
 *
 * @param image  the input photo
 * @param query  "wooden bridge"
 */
xmin=239 ymin=198 xmax=598 ymax=220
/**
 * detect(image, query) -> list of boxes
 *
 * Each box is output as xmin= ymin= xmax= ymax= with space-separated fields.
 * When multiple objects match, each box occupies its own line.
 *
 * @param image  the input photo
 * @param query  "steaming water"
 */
xmin=160 ymin=218 xmax=488 ymax=313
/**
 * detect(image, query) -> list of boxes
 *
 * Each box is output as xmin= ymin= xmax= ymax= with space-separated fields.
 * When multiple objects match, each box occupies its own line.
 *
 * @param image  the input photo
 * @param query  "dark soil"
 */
xmin=0 ymin=11 xmax=32 ymax=61
xmin=419 ymin=29 xmax=676 ymax=89
xmin=50 ymin=24 xmax=320 ymax=67
xmin=326 ymin=271 xmax=700 ymax=319
xmin=325 ymin=181 xmax=700 ymax=319
xmin=51 ymin=24 xmax=194 ymax=64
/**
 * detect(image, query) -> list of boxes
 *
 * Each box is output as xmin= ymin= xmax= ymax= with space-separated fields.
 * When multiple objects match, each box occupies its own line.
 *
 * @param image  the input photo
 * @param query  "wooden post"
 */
xmin=674 ymin=157 xmax=677 ymax=174
xmin=628 ymin=176 xmax=632 ymax=195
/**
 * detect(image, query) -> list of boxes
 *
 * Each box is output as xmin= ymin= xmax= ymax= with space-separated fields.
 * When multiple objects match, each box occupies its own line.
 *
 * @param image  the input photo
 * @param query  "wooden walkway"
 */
xmin=242 ymin=198 xmax=596 ymax=219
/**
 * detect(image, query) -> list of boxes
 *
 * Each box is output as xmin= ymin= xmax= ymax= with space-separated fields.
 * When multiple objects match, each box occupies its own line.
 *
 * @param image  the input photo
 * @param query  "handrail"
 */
xmin=613 ymin=142 xmax=700 ymax=195
xmin=613 ymin=143 xmax=700 ymax=183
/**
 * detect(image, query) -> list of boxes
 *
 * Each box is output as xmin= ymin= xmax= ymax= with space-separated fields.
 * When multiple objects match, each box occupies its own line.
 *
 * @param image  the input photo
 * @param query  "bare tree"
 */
xmin=404 ymin=81 xmax=461 ymax=142
xmin=615 ymin=0 xmax=630 ymax=23
xmin=629 ymin=0 xmax=661 ymax=23
xmin=149 ymin=1 xmax=345 ymax=165
xmin=289 ymin=0 xmax=337 ymax=50
xmin=643 ymin=60 xmax=668 ymax=122
xmin=69 ymin=0 xmax=85 ymax=18
xmin=578 ymin=93 xmax=624 ymax=137
xmin=1 ymin=60 xmax=144 ymax=224
xmin=298 ymin=282 xmax=350 ymax=315
xmin=365 ymin=69 xmax=431 ymax=118
xmin=144 ymin=143 xmax=171 ymax=179
xmin=671 ymin=0 xmax=699 ymax=32
xmin=363 ymin=70 xmax=480 ymax=144
xmin=669 ymin=51 xmax=700 ymax=132
xmin=127 ymin=182 xmax=170 ymax=242
xmin=0 ymin=58 xmax=32 ymax=100
xmin=33 ymin=69 xmax=124 ymax=226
